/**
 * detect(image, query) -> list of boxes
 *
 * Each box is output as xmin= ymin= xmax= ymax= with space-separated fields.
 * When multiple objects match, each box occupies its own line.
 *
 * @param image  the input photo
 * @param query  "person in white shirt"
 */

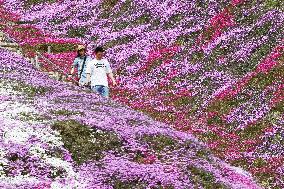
xmin=85 ymin=47 xmax=117 ymax=98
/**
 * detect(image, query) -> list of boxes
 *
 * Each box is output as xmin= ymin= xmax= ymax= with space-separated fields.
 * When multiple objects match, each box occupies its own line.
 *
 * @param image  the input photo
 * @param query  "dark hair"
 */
xmin=95 ymin=46 xmax=104 ymax=53
xmin=76 ymin=49 xmax=86 ymax=57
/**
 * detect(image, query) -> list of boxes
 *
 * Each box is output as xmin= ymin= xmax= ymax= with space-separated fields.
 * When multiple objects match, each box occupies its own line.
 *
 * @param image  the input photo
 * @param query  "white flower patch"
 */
xmin=0 ymin=84 xmax=15 ymax=95
xmin=0 ymin=174 xmax=39 ymax=186
xmin=27 ymin=136 xmax=86 ymax=188
xmin=0 ymin=106 xmax=84 ymax=188
xmin=0 ymin=149 xmax=8 ymax=177
xmin=35 ymin=127 xmax=64 ymax=147
xmin=29 ymin=144 xmax=46 ymax=157
xmin=44 ymin=156 xmax=84 ymax=187
xmin=0 ymin=100 xmax=37 ymax=120
xmin=3 ymin=126 xmax=30 ymax=145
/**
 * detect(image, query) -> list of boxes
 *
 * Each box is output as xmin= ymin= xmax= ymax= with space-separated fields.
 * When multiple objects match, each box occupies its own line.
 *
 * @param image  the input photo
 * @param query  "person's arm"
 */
xmin=105 ymin=60 xmax=117 ymax=86
xmin=85 ymin=60 xmax=92 ymax=85
xmin=107 ymin=72 xmax=117 ymax=86
xmin=69 ymin=58 xmax=78 ymax=77
xmin=86 ymin=73 xmax=91 ymax=83
xmin=70 ymin=67 xmax=75 ymax=75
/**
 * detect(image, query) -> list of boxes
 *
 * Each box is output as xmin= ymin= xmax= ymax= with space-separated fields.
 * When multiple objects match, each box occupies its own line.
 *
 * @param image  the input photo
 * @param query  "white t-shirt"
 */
xmin=86 ymin=58 xmax=112 ymax=87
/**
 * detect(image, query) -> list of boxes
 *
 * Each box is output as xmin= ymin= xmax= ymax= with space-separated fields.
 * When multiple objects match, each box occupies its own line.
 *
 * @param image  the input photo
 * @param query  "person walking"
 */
xmin=69 ymin=45 xmax=92 ymax=86
xmin=85 ymin=47 xmax=117 ymax=98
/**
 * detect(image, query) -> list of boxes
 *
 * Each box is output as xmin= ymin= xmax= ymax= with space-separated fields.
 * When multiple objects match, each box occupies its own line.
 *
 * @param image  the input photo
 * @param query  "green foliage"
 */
xmin=207 ymin=115 xmax=223 ymax=125
xmin=67 ymin=27 xmax=87 ymax=38
xmin=272 ymin=101 xmax=284 ymax=112
xmin=114 ymin=0 xmax=133 ymax=18
xmin=237 ymin=122 xmax=266 ymax=140
xmin=91 ymin=35 xmax=99 ymax=42
xmin=49 ymin=17 xmax=68 ymax=25
xmin=51 ymin=120 xmax=122 ymax=165
xmin=18 ymin=112 xmax=47 ymax=122
xmin=35 ymin=43 xmax=76 ymax=53
xmin=264 ymin=0 xmax=284 ymax=10
xmin=195 ymin=148 xmax=212 ymax=161
xmin=111 ymin=178 xmax=147 ymax=189
xmin=101 ymin=0 xmax=120 ymax=11
xmin=51 ymin=109 xmax=84 ymax=116
xmin=254 ymin=21 xmax=272 ymax=37
xmin=99 ymin=0 xmax=122 ymax=19
xmin=235 ymin=3 xmax=264 ymax=25
xmin=23 ymin=0 xmax=57 ymax=8
xmin=247 ymin=74 xmax=274 ymax=91
xmin=0 ymin=79 xmax=50 ymax=97
xmin=188 ymin=165 xmax=229 ymax=189
xmin=109 ymin=177 xmax=174 ymax=189
xmin=163 ymin=14 xmax=184 ymax=29
xmin=207 ymin=99 xmax=239 ymax=115
xmin=141 ymin=134 xmax=178 ymax=154
xmin=15 ymin=20 xmax=38 ymax=25
xmin=112 ymin=21 xmax=131 ymax=31
xmin=134 ymin=13 xmax=152 ymax=25
xmin=173 ymin=96 xmax=195 ymax=107
xmin=190 ymin=50 xmax=205 ymax=64
xmin=201 ymin=131 xmax=220 ymax=142
xmin=104 ymin=35 xmax=135 ymax=49
xmin=128 ymin=54 xmax=140 ymax=65
xmin=253 ymin=157 xmax=267 ymax=168
xmin=48 ymin=166 xmax=67 ymax=179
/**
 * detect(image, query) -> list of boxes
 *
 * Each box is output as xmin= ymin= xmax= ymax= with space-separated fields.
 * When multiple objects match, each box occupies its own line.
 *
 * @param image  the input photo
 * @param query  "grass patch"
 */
xmin=23 ymin=0 xmax=56 ymax=8
xmin=188 ymin=165 xmax=229 ymax=189
xmin=141 ymin=134 xmax=177 ymax=153
xmin=51 ymin=120 xmax=122 ymax=165
xmin=207 ymin=115 xmax=224 ymax=125
xmin=112 ymin=21 xmax=131 ymax=31
xmin=173 ymin=96 xmax=195 ymax=107
xmin=98 ymin=0 xmax=124 ymax=19
xmin=207 ymin=99 xmax=235 ymax=115
xmin=190 ymin=50 xmax=205 ymax=64
xmin=0 ymin=79 xmax=50 ymax=97
xmin=104 ymin=35 xmax=135 ymax=49
xmin=50 ymin=109 xmax=84 ymax=116
xmin=237 ymin=122 xmax=266 ymax=140
xmin=271 ymin=101 xmax=284 ymax=112
xmin=163 ymin=14 xmax=184 ymax=29
xmin=67 ymin=27 xmax=88 ymax=38
xmin=35 ymin=43 xmax=77 ymax=53
xmin=195 ymin=148 xmax=212 ymax=161
xmin=264 ymin=0 xmax=284 ymax=10
xmin=111 ymin=178 xmax=147 ymax=189
xmin=133 ymin=13 xmax=152 ymax=25
xmin=108 ymin=177 xmax=174 ymax=189
xmin=247 ymin=73 xmax=275 ymax=91
xmin=18 ymin=112 xmax=47 ymax=122
xmin=201 ymin=131 xmax=220 ymax=142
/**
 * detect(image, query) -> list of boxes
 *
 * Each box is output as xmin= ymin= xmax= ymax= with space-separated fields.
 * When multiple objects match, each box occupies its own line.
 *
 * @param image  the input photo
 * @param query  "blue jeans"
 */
xmin=91 ymin=85 xmax=109 ymax=98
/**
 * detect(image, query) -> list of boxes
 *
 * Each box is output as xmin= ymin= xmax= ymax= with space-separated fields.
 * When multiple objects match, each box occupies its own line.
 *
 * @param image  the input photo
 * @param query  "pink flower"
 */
xmin=231 ymin=0 xmax=245 ymax=6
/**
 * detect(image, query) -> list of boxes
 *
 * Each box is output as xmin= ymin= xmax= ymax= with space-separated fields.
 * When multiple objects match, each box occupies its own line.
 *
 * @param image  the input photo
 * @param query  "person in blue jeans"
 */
xmin=69 ymin=45 xmax=92 ymax=86
xmin=85 ymin=47 xmax=117 ymax=98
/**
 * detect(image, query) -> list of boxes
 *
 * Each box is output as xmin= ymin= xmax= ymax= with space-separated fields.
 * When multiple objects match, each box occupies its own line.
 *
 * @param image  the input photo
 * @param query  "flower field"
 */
xmin=1 ymin=0 xmax=284 ymax=188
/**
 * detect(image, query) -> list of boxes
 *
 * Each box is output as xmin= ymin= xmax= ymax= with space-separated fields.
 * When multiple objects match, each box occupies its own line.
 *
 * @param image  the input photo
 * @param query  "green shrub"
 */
xmin=51 ymin=120 xmax=122 ymax=165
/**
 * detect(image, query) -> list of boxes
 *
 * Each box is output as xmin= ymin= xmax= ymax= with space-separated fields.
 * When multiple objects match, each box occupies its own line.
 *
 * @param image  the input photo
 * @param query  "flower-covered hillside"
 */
xmin=0 ymin=48 xmax=263 ymax=188
xmin=1 ymin=0 xmax=284 ymax=188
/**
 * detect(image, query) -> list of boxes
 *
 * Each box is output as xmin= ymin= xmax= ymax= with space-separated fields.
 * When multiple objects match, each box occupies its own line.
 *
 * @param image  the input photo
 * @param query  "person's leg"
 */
xmin=78 ymin=80 xmax=84 ymax=87
xmin=91 ymin=85 xmax=100 ymax=93
xmin=79 ymin=76 xmax=88 ymax=87
xmin=101 ymin=86 xmax=109 ymax=98
xmin=91 ymin=85 xmax=109 ymax=98
xmin=92 ymin=85 xmax=104 ymax=96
